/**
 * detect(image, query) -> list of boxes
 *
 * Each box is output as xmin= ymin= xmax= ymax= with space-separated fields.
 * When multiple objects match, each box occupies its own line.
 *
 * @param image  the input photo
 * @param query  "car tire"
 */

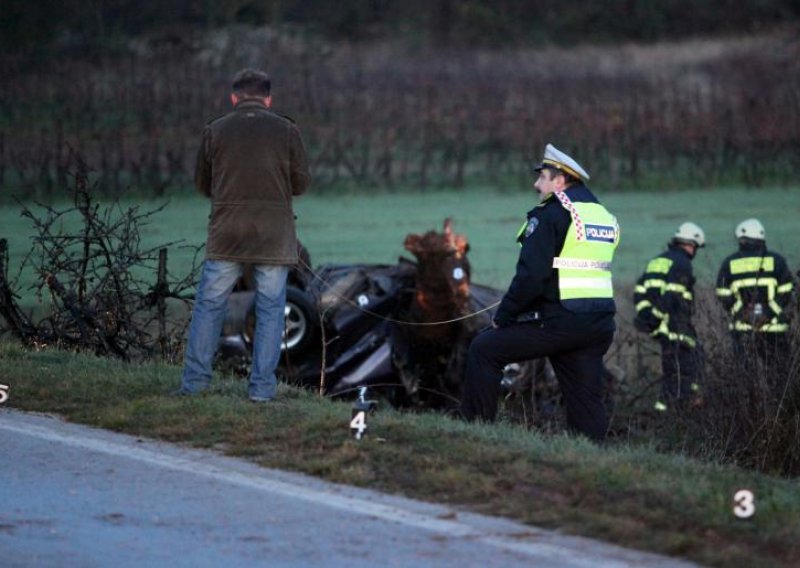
xmin=283 ymin=286 xmax=318 ymax=355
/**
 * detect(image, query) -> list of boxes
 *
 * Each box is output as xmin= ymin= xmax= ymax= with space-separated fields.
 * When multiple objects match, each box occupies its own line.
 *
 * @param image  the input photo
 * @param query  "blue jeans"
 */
xmin=180 ymin=260 xmax=288 ymax=399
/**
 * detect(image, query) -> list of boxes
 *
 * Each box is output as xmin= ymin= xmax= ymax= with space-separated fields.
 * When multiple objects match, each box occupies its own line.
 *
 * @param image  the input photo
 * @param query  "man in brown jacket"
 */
xmin=177 ymin=69 xmax=310 ymax=401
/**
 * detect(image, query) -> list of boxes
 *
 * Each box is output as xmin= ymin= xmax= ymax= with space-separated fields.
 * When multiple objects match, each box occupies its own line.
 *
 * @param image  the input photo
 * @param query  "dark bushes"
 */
xmin=0 ymin=155 xmax=202 ymax=361
xmin=2 ymin=31 xmax=799 ymax=198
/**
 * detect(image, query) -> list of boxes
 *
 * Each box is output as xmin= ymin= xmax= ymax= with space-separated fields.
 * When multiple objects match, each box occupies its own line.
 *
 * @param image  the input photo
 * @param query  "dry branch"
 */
xmin=0 ymin=156 xmax=202 ymax=362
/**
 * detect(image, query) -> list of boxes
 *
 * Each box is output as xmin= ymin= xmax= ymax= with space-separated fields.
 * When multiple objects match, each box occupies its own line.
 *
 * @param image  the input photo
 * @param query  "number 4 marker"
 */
xmin=350 ymin=410 xmax=367 ymax=440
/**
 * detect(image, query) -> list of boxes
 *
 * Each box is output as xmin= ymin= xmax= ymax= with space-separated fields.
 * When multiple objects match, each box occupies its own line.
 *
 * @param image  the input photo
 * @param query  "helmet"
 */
xmin=735 ymin=218 xmax=765 ymax=241
xmin=673 ymin=222 xmax=705 ymax=248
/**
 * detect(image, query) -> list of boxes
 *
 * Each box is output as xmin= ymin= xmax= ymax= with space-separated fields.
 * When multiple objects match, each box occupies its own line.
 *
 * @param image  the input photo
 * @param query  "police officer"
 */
xmin=460 ymin=144 xmax=619 ymax=443
xmin=633 ymin=222 xmax=704 ymax=411
xmin=715 ymin=219 xmax=794 ymax=376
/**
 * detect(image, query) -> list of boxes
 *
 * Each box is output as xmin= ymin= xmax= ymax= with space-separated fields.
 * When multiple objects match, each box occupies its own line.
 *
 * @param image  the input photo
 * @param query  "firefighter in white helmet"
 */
xmin=716 ymin=219 xmax=794 ymax=381
xmin=633 ymin=222 xmax=705 ymax=412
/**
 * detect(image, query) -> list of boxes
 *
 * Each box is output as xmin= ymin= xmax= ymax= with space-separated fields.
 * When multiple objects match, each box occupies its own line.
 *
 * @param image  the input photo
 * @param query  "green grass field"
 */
xmin=3 ymin=185 xmax=799 ymax=303
xmin=2 ymin=186 xmax=800 ymax=566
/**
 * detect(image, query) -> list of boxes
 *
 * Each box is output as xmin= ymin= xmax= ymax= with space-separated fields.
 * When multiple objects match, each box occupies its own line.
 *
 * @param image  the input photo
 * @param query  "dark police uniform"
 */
xmin=716 ymin=240 xmax=794 ymax=375
xmin=460 ymin=183 xmax=617 ymax=442
xmin=634 ymin=244 xmax=700 ymax=408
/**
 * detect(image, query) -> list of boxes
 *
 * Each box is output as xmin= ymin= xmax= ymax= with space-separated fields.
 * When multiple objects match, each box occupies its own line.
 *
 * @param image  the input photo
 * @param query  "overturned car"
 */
xmin=218 ymin=219 xmax=556 ymax=414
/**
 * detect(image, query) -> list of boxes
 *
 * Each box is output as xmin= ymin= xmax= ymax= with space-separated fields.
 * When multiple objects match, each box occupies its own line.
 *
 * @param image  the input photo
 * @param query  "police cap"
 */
xmin=533 ymin=144 xmax=590 ymax=183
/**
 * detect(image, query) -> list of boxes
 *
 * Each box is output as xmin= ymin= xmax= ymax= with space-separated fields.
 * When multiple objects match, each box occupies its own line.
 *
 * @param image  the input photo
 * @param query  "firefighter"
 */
xmin=460 ymin=144 xmax=619 ymax=443
xmin=715 ymin=219 xmax=794 ymax=379
xmin=633 ymin=222 xmax=705 ymax=412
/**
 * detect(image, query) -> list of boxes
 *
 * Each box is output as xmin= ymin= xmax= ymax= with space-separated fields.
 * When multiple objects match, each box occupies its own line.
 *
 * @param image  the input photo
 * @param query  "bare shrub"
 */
xmin=0 ymin=153 xmax=202 ymax=362
xmin=679 ymin=297 xmax=800 ymax=475
xmin=613 ymin=289 xmax=800 ymax=476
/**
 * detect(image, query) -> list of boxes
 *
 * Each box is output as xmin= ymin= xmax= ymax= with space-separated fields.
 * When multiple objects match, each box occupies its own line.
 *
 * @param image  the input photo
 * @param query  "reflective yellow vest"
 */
xmin=552 ymin=191 xmax=619 ymax=308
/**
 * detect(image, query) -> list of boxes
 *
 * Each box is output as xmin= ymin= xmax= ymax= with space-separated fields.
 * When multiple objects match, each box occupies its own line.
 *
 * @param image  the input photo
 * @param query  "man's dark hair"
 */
xmin=544 ymin=166 xmax=578 ymax=186
xmin=232 ymin=69 xmax=271 ymax=98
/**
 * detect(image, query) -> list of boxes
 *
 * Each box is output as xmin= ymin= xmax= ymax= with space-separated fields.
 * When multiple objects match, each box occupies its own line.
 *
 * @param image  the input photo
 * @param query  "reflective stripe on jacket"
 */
xmin=715 ymin=244 xmax=794 ymax=333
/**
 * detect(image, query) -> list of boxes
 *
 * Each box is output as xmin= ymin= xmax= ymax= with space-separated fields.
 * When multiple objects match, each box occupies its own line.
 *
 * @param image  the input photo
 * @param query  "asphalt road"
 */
xmin=0 ymin=409 xmax=696 ymax=567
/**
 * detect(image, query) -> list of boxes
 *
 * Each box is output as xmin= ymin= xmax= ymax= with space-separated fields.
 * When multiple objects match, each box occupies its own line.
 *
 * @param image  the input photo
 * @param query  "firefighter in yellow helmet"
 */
xmin=715 ymin=219 xmax=794 ymax=383
xmin=633 ymin=222 xmax=705 ymax=412
xmin=460 ymin=144 xmax=619 ymax=443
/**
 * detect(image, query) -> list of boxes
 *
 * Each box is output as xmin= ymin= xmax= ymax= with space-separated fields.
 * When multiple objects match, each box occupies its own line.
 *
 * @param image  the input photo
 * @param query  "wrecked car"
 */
xmin=218 ymin=219 xmax=556 ymax=414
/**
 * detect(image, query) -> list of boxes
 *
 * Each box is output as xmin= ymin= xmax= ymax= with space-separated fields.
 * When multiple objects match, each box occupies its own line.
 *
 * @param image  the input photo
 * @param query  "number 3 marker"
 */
xmin=733 ymin=489 xmax=755 ymax=519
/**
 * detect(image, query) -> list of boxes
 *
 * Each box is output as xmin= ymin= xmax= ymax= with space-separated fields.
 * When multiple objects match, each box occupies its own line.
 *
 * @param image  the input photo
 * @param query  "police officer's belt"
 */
xmin=516 ymin=304 xmax=567 ymax=322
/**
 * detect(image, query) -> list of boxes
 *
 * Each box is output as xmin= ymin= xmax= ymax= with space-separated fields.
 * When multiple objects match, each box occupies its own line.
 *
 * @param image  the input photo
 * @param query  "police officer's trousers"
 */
xmin=460 ymin=312 xmax=614 ymax=442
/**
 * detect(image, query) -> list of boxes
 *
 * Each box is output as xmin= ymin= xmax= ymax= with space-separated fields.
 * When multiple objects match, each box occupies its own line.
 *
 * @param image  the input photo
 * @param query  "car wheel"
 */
xmin=283 ymin=286 xmax=317 ymax=355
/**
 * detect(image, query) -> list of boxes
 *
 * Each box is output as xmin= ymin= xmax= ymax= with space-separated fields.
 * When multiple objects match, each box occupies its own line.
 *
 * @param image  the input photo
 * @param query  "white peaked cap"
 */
xmin=534 ymin=143 xmax=590 ymax=182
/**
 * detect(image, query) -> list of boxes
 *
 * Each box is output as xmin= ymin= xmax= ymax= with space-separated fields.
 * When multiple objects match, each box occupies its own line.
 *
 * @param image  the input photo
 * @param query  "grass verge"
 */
xmin=1 ymin=342 xmax=799 ymax=567
xmin=4 ymin=186 xmax=800 ymax=302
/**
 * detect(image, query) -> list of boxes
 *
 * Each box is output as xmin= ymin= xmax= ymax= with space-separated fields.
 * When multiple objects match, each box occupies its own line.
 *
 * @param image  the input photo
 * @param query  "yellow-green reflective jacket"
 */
xmin=499 ymin=186 xmax=618 ymax=325
xmin=633 ymin=245 xmax=698 ymax=348
xmin=551 ymin=191 xmax=619 ymax=311
xmin=715 ymin=245 xmax=794 ymax=333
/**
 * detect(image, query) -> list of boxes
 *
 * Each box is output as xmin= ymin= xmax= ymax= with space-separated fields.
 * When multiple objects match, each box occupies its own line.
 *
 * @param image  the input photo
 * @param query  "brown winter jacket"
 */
xmin=195 ymin=99 xmax=310 ymax=264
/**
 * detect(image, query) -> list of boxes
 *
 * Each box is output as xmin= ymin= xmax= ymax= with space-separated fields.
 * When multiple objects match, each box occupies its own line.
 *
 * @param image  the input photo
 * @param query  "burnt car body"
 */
xmin=219 ymin=258 xmax=503 ymax=407
xmin=217 ymin=221 xmax=510 ymax=408
xmin=216 ymin=220 xmax=568 ymax=416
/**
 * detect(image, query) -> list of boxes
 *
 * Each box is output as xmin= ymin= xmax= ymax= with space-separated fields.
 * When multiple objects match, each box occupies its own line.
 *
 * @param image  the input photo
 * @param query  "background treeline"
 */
xmin=2 ymin=26 xmax=799 ymax=198
xmin=3 ymin=0 xmax=800 ymax=51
